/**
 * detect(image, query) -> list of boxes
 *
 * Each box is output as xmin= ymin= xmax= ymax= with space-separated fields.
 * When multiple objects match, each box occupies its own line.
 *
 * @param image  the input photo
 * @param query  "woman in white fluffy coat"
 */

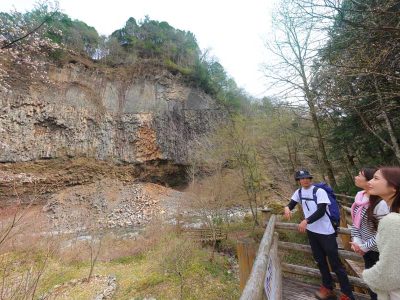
xmin=362 ymin=167 xmax=400 ymax=300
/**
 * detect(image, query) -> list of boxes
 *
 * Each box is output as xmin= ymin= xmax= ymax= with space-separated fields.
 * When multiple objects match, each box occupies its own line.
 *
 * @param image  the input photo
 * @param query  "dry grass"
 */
xmin=42 ymin=276 xmax=110 ymax=300
xmin=0 ymin=220 xmax=239 ymax=300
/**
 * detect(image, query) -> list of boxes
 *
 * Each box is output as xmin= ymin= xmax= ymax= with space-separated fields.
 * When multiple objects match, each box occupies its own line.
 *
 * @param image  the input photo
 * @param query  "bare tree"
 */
xmin=263 ymin=0 xmax=337 ymax=187
xmin=223 ymin=117 xmax=267 ymax=226
xmin=186 ymin=134 xmax=241 ymax=260
xmin=70 ymin=210 xmax=105 ymax=282
xmin=1 ymin=1 xmax=59 ymax=50
xmin=160 ymin=236 xmax=197 ymax=300
xmin=86 ymin=232 xmax=103 ymax=282
xmin=186 ymin=170 xmax=240 ymax=261
xmin=0 ymin=182 xmax=44 ymax=250
xmin=0 ymin=182 xmax=53 ymax=300
xmin=299 ymin=0 xmax=400 ymax=164
xmin=0 ymin=244 xmax=53 ymax=300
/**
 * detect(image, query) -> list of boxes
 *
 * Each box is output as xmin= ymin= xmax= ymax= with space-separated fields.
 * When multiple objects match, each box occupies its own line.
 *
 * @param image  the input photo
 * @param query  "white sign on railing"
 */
xmin=264 ymin=256 xmax=275 ymax=299
xmin=264 ymin=241 xmax=279 ymax=300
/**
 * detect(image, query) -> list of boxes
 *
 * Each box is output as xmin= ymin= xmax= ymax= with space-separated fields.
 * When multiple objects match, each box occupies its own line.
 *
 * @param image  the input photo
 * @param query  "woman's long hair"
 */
xmin=361 ymin=168 xmax=380 ymax=229
xmin=380 ymin=167 xmax=400 ymax=213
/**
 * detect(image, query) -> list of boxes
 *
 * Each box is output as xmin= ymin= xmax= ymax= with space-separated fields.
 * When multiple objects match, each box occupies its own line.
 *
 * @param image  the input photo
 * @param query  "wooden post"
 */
xmin=339 ymin=206 xmax=352 ymax=251
xmin=260 ymin=208 xmax=272 ymax=227
xmin=273 ymin=232 xmax=282 ymax=300
xmin=240 ymin=215 xmax=277 ymax=300
xmin=237 ymin=238 xmax=257 ymax=291
xmin=341 ymin=205 xmax=353 ymax=225
xmin=176 ymin=213 xmax=183 ymax=233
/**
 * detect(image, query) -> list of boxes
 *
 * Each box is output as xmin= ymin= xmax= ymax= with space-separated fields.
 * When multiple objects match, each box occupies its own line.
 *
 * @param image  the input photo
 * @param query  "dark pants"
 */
xmin=307 ymin=230 xmax=355 ymax=299
xmin=363 ymin=251 xmax=379 ymax=300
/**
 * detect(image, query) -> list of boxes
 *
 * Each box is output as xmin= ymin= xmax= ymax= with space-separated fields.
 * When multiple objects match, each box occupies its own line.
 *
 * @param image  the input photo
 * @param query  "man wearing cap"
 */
xmin=283 ymin=169 xmax=355 ymax=300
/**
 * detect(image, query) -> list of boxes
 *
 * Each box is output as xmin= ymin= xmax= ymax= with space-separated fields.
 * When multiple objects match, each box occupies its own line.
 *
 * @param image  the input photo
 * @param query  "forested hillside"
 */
xmin=260 ymin=0 xmax=400 ymax=193
xmin=0 ymin=1 xmax=399 ymax=298
xmin=0 ymin=3 xmax=249 ymax=111
xmin=1 ymin=0 xmax=399 ymax=194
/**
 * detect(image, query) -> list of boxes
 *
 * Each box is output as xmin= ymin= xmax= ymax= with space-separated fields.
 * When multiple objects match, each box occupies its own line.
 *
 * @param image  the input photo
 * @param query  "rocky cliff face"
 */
xmin=0 ymin=60 xmax=225 ymax=165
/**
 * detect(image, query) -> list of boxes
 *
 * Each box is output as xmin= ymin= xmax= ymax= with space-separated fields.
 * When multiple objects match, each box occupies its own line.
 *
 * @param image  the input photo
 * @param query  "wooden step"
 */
xmin=283 ymin=277 xmax=370 ymax=300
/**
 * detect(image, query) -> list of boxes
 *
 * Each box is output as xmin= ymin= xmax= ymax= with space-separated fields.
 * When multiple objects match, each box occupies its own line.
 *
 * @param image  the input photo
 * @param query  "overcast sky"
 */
xmin=0 ymin=0 xmax=277 ymax=98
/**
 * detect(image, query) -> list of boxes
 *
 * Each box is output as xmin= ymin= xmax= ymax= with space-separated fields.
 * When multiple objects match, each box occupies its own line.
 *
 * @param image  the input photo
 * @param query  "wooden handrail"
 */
xmin=336 ymin=194 xmax=355 ymax=207
xmin=335 ymin=193 xmax=354 ymax=200
xmin=282 ymin=263 xmax=368 ymax=289
xmin=239 ymin=212 xmax=367 ymax=299
xmin=342 ymin=205 xmax=352 ymax=214
xmin=278 ymin=241 xmax=362 ymax=262
xmin=275 ymin=222 xmax=351 ymax=235
xmin=240 ymin=215 xmax=279 ymax=300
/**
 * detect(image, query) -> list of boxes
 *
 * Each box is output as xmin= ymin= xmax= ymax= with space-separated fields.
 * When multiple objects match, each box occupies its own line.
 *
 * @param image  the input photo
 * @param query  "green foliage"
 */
xmin=110 ymin=253 xmax=145 ymax=265
xmin=45 ymin=12 xmax=100 ymax=56
xmin=170 ymin=51 xmax=249 ymax=110
xmin=311 ymin=0 xmax=400 ymax=190
xmin=164 ymin=58 xmax=192 ymax=75
xmin=3 ymin=234 xmax=239 ymax=300
xmin=110 ymin=16 xmax=199 ymax=67
xmin=106 ymin=16 xmax=251 ymax=110
xmin=1 ymin=2 xmax=250 ymax=111
xmin=217 ymin=237 xmax=238 ymax=257
xmin=0 ymin=2 xmax=99 ymax=57
xmin=135 ymin=273 xmax=165 ymax=291
xmin=48 ymin=48 xmax=65 ymax=62
xmin=258 ymin=0 xmax=400 ymax=195
xmin=202 ymin=257 xmax=235 ymax=282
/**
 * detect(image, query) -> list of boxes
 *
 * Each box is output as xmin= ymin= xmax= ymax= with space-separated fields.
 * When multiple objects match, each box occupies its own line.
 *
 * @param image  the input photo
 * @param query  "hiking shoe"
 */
xmin=339 ymin=294 xmax=353 ymax=300
xmin=315 ymin=285 xmax=336 ymax=299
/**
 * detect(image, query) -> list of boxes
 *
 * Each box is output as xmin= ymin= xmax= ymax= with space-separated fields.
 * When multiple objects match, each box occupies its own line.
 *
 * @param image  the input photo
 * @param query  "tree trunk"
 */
xmin=310 ymin=138 xmax=325 ymax=179
xmin=286 ymin=140 xmax=296 ymax=174
xmin=374 ymin=79 xmax=400 ymax=163
xmin=344 ymin=146 xmax=356 ymax=167
xmin=300 ymin=59 xmax=337 ymax=188
xmin=380 ymin=110 xmax=400 ymax=163
xmin=308 ymin=98 xmax=337 ymax=188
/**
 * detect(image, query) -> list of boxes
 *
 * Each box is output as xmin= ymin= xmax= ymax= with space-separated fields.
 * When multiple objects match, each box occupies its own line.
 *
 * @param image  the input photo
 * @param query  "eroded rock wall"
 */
xmin=0 ymin=62 xmax=225 ymax=164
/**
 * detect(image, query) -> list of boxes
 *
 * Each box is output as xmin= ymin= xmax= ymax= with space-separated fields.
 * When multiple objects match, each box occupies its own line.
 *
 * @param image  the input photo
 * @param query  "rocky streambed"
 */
xmin=0 ymin=167 xmax=250 ymax=244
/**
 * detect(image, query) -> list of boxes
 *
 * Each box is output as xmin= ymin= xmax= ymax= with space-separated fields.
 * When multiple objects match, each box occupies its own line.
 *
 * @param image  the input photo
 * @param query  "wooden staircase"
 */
xmin=239 ymin=201 xmax=370 ymax=300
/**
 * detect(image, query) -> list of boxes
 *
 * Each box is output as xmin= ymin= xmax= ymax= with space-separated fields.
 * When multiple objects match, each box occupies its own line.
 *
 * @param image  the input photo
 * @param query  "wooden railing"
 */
xmin=183 ymin=227 xmax=227 ymax=242
xmin=274 ymin=221 xmax=368 ymax=289
xmin=240 ymin=215 xmax=282 ymax=300
xmin=336 ymin=193 xmax=354 ymax=206
xmin=336 ymin=193 xmax=354 ymax=251
xmin=239 ymin=205 xmax=369 ymax=299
